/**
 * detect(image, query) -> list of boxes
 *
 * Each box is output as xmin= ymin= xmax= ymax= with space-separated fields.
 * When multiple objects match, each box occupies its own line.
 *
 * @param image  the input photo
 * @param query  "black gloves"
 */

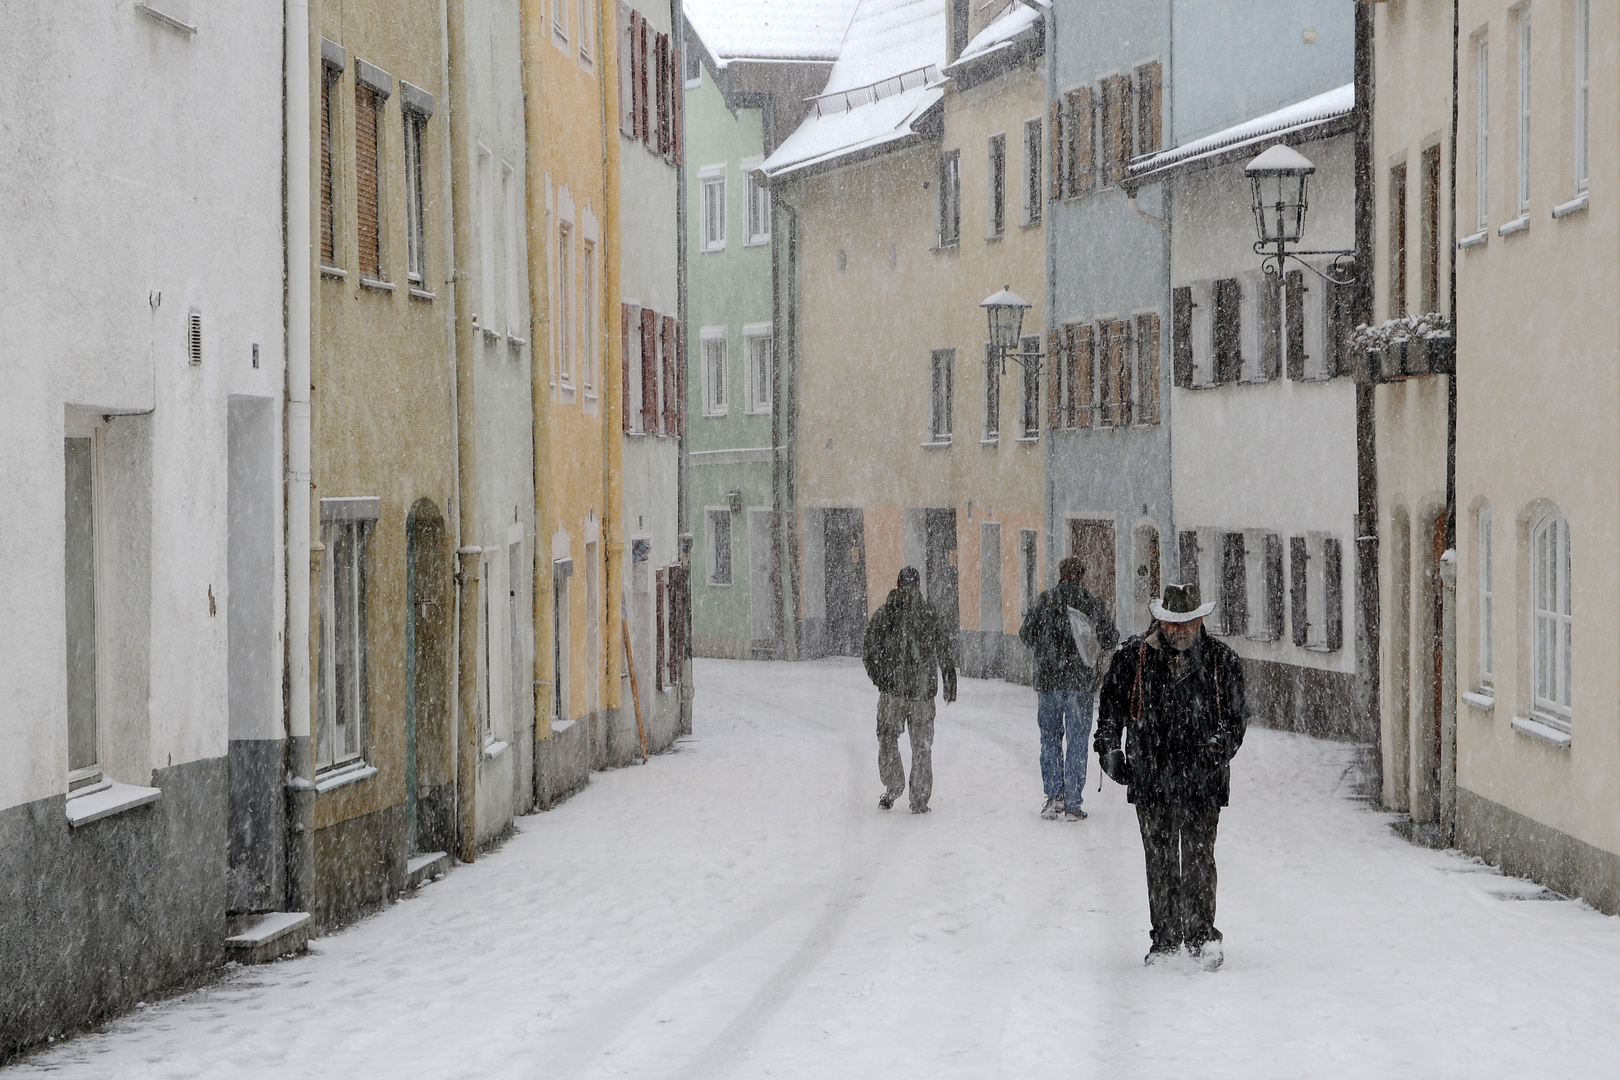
xmin=1101 ymin=748 xmax=1130 ymax=786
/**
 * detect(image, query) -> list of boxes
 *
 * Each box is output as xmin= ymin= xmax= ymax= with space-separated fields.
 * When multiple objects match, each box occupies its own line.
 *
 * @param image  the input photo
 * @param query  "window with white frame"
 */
xmin=554 ymin=0 xmax=568 ymax=42
xmin=988 ymin=133 xmax=1006 ymax=238
xmin=1244 ymin=531 xmax=1285 ymax=643
xmin=707 ymin=508 xmax=733 ymax=585
xmin=477 ymin=144 xmax=496 ymax=329
xmin=1023 ymin=118 xmax=1042 ymax=226
xmin=1516 ymin=5 xmax=1531 ymax=217
xmin=480 ymin=554 xmax=494 ymax=744
xmin=404 ymin=109 xmax=428 ymax=285
xmin=930 ymin=348 xmax=954 ymax=442
xmin=557 ymin=223 xmax=573 ymax=385
xmin=700 ymin=166 xmax=726 ymax=251
xmin=684 ymin=33 xmax=702 ymax=86
xmin=317 ymin=503 xmax=377 ymax=773
xmin=63 ymin=427 xmax=103 ymax=792
xmin=1020 ymin=334 xmax=1040 ymax=437
xmin=937 ymin=150 xmax=961 ymax=247
xmin=1574 ymin=0 xmax=1589 ymax=194
xmin=504 ymin=163 xmax=523 ymax=338
xmin=983 ymin=344 xmax=1000 ymax=441
xmin=1531 ymin=508 xmax=1571 ymax=729
xmin=1478 ymin=502 xmax=1494 ymax=689
xmin=1475 ymin=31 xmax=1489 ymax=231
xmin=701 ymin=327 xmax=727 ymax=416
xmin=582 ymin=241 xmax=596 ymax=391
xmin=578 ymin=0 xmax=593 ymax=60
xmin=744 ymin=325 xmax=772 ymax=413
xmin=744 ymin=163 xmax=770 ymax=245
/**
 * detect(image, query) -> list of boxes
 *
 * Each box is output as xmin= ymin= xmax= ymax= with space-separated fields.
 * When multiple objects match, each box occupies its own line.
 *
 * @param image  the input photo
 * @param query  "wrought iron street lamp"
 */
xmin=981 ymin=285 xmax=1042 ymax=376
xmin=1245 ymin=144 xmax=1355 ymax=285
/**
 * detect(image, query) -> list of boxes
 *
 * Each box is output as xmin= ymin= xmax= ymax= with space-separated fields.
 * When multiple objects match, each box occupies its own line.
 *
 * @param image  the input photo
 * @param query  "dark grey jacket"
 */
xmin=1018 ymin=579 xmax=1119 ymax=692
xmin=863 ymin=586 xmax=958 ymax=701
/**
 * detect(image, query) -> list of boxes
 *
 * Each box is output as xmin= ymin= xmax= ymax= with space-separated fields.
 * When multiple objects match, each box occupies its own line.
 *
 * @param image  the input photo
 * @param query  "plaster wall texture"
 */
xmin=1453 ymin=0 xmax=1620 ymax=868
xmin=1168 ymin=133 xmax=1357 ymax=679
xmin=1047 ymin=0 xmax=1171 ymax=636
xmin=309 ymin=0 xmax=455 ymax=879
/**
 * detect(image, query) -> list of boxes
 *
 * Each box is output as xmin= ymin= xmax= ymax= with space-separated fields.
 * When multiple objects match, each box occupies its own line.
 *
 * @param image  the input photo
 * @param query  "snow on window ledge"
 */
xmin=1496 ymin=214 xmax=1530 ymax=238
xmin=1461 ymin=690 xmax=1496 ymax=712
xmin=1552 ymin=192 xmax=1590 ymax=219
xmin=315 ymin=763 xmax=378 ymax=794
xmin=66 ymin=781 xmax=162 ymax=828
xmin=1511 ymin=714 xmax=1571 ymax=748
xmin=1456 ymin=230 xmax=1488 ymax=250
xmin=484 ymin=739 xmax=511 ymax=761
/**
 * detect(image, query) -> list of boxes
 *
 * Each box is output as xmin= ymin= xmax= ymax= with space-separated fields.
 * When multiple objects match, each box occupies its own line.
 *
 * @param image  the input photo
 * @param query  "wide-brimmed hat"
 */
xmin=1151 ymin=582 xmax=1216 ymax=623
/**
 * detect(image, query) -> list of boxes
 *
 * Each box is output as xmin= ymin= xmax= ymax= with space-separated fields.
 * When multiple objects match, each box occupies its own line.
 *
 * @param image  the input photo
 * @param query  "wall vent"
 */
xmin=188 ymin=311 xmax=203 ymax=364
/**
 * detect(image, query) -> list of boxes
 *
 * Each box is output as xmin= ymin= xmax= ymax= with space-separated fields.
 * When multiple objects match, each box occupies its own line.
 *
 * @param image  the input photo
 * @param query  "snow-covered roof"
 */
xmin=1129 ymin=83 xmax=1354 ymax=182
xmin=760 ymin=0 xmax=946 ymax=179
xmin=684 ymin=0 xmax=863 ymax=66
xmin=944 ymin=0 xmax=1041 ymax=72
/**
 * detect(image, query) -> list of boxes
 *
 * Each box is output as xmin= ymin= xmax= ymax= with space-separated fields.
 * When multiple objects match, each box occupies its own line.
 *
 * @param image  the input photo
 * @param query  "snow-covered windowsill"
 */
xmin=1552 ymin=192 xmax=1589 ymax=219
xmin=1511 ymin=714 xmax=1571 ymax=748
xmin=1497 ymin=214 xmax=1530 ymax=237
xmin=1461 ymin=690 xmax=1495 ymax=712
xmin=1456 ymin=230 xmax=1487 ymax=250
xmin=484 ymin=739 xmax=510 ymax=762
xmin=66 ymin=781 xmax=162 ymax=828
xmin=315 ymin=762 xmax=378 ymax=793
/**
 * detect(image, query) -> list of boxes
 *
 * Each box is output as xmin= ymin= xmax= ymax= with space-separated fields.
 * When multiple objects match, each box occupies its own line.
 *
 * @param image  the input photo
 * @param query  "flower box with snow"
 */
xmin=1351 ymin=313 xmax=1455 ymax=382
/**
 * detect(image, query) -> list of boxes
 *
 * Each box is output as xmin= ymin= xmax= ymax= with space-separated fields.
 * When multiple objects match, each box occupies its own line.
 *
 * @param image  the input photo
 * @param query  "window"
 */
xmin=1100 ymin=319 xmax=1131 ymax=426
xmin=1516 ymin=6 xmax=1531 ymax=217
xmin=618 ymin=4 xmax=635 ymax=135
xmin=1530 ymin=509 xmax=1571 ymax=728
xmin=557 ymin=224 xmax=572 ymax=384
xmin=938 ymin=150 xmax=961 ymax=247
xmin=582 ymin=242 xmax=596 ymax=389
xmin=684 ymin=33 xmax=702 ymax=86
xmin=1574 ymin=0 xmax=1589 ymax=194
xmin=1299 ymin=532 xmax=1345 ymax=651
xmin=578 ymin=0 xmax=593 ymax=59
xmin=1419 ymin=145 xmax=1441 ymax=314
xmin=1475 ymin=32 xmax=1490 ymax=231
xmin=745 ymin=167 xmax=770 ymax=245
xmin=504 ymin=163 xmax=523 ymax=336
xmin=317 ymin=504 xmax=376 ymax=773
xmin=404 ymin=110 xmax=427 ymax=285
xmin=1023 ymin=119 xmax=1042 ymax=225
xmin=321 ymin=66 xmax=340 ymax=267
xmin=1020 ymin=528 xmax=1038 ymax=614
xmin=64 ymin=431 xmax=102 ymax=791
xmin=1389 ymin=162 xmax=1408 ymax=318
xmin=1020 ymin=334 xmax=1040 ymax=438
xmin=988 ymin=133 xmax=1006 ymax=237
xmin=701 ymin=328 xmax=727 ymax=416
xmin=700 ymin=166 xmax=726 ymax=251
xmin=1478 ymin=503 xmax=1494 ymax=688
xmin=356 ymin=81 xmax=383 ymax=281
xmin=1245 ymin=532 xmax=1285 ymax=643
xmin=477 ymin=144 xmax=495 ymax=328
xmin=983 ymin=344 xmax=1000 ymax=441
xmin=744 ymin=326 xmax=772 ymax=413
xmin=1134 ymin=61 xmax=1162 ymax=156
xmin=1134 ymin=313 xmax=1160 ymax=423
xmin=554 ymin=0 xmax=568 ymax=42
xmin=480 ymin=556 xmax=494 ymax=743
xmin=1047 ymin=322 xmax=1093 ymax=428
xmin=508 ymin=540 xmax=526 ymax=743
xmin=930 ymin=348 xmax=954 ymax=442
xmin=707 ymin=509 xmax=733 ymax=585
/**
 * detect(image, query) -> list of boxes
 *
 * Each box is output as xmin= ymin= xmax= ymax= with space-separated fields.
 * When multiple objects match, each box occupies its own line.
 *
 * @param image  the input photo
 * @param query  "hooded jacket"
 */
xmin=1018 ymin=579 xmax=1119 ymax=692
xmin=1093 ymin=626 xmax=1246 ymax=807
xmin=863 ymin=585 xmax=958 ymax=702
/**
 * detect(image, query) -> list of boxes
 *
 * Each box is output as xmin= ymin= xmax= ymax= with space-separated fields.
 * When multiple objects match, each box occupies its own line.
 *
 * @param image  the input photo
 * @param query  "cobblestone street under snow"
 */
xmin=10 ymin=659 xmax=1620 ymax=1079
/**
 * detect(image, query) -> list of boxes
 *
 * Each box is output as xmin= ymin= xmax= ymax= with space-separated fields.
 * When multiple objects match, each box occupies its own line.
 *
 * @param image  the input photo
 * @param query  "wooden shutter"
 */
xmin=661 ymin=314 xmax=677 ymax=434
xmin=1323 ymin=537 xmax=1344 ymax=651
xmin=1135 ymin=313 xmax=1160 ymax=424
xmin=1259 ymin=272 xmax=1282 ymax=380
xmin=675 ymin=321 xmax=687 ymax=436
xmin=1171 ymin=286 xmax=1194 ymax=388
xmin=1178 ymin=530 xmax=1200 ymax=593
xmin=1066 ymin=88 xmax=1093 ymax=195
xmin=1109 ymin=319 xmax=1132 ymax=425
xmin=656 ymin=32 xmax=670 ymax=157
xmin=1285 ymin=269 xmax=1306 ymax=380
xmin=629 ymin=11 xmax=643 ymax=141
xmin=1072 ymin=323 xmax=1093 ymax=428
xmin=1047 ymin=327 xmax=1063 ymax=427
xmin=1264 ymin=534 xmax=1285 ymax=641
xmin=655 ymin=568 xmax=667 ymax=691
xmin=1212 ymin=277 xmax=1242 ymax=384
xmin=1135 ymin=61 xmax=1162 ymax=156
xmin=672 ymin=40 xmax=684 ymax=165
xmin=321 ymin=73 xmax=336 ymax=264
xmin=1220 ymin=533 xmax=1247 ymax=636
xmin=355 ymin=83 xmax=381 ymax=280
xmin=1290 ymin=536 xmax=1309 ymax=646
xmin=621 ymin=303 xmax=634 ymax=432
xmin=1324 ymin=278 xmax=1350 ymax=378
xmin=1049 ymin=98 xmax=1064 ymax=199
xmin=641 ymin=307 xmax=659 ymax=431
xmin=668 ymin=565 xmax=684 ymax=686
xmin=639 ymin=15 xmax=651 ymax=146
xmin=1103 ymin=75 xmax=1131 ymax=183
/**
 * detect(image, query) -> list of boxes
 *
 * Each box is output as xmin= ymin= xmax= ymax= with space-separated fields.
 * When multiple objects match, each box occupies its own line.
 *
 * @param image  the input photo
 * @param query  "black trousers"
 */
xmin=1135 ymin=800 xmax=1222 ymax=950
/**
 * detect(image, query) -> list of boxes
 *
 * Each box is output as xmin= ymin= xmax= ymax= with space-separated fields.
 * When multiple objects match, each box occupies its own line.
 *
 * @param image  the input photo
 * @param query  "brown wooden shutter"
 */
xmin=1073 ymin=322 xmax=1093 ymax=427
xmin=641 ymin=307 xmax=659 ymax=430
xmin=321 ymin=73 xmax=336 ymax=264
xmin=1259 ymin=272 xmax=1282 ymax=380
xmin=656 ymin=32 xmax=670 ymax=157
xmin=1220 ymin=532 xmax=1247 ymax=636
xmin=1323 ymin=538 xmax=1344 ymax=651
xmin=1047 ymin=326 xmax=1063 ymax=427
xmin=1264 ymin=533 xmax=1285 ymax=641
xmin=675 ymin=321 xmax=687 ymax=436
xmin=661 ymin=314 xmax=677 ymax=434
xmin=1171 ymin=286 xmax=1194 ymax=388
xmin=1212 ymin=277 xmax=1242 ymax=384
xmin=1135 ymin=61 xmax=1162 ymax=156
xmin=621 ymin=303 xmax=634 ymax=432
xmin=355 ymin=83 xmax=381 ymax=280
xmin=1284 ymin=269 xmax=1306 ymax=380
xmin=1049 ymin=98 xmax=1064 ymax=199
xmin=1111 ymin=319 xmax=1133 ymax=425
xmin=639 ymin=15 xmax=651 ymax=147
xmin=629 ymin=11 xmax=643 ymax=141
xmin=655 ymin=568 xmax=667 ymax=691
xmin=1102 ymin=75 xmax=1131 ymax=183
xmin=1324 ymin=278 xmax=1351 ymax=378
xmin=1290 ymin=536 xmax=1309 ymax=646
xmin=672 ymin=41 xmax=684 ymax=165
xmin=1135 ymin=313 xmax=1160 ymax=423
xmin=1067 ymin=88 xmax=1093 ymax=195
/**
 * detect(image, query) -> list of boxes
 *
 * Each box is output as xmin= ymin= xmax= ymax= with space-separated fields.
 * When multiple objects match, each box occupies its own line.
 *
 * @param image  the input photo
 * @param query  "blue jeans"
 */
xmin=1037 ymin=690 xmax=1094 ymax=811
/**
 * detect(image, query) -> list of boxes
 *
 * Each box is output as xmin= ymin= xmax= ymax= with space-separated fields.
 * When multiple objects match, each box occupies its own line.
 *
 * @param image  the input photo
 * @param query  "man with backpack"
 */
xmin=1018 ymin=556 xmax=1118 ymax=821
xmin=863 ymin=566 xmax=957 ymax=814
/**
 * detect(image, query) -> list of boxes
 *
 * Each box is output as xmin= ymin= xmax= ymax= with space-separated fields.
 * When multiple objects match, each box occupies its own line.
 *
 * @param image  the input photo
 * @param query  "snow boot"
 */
xmin=1063 ymin=806 xmax=1088 ymax=821
xmin=879 ymin=792 xmax=899 ymax=810
xmin=1190 ymin=939 xmax=1224 ymax=972
xmin=911 ymin=804 xmax=930 ymax=814
xmin=1040 ymin=796 xmax=1064 ymax=820
xmin=1143 ymin=943 xmax=1181 ymax=967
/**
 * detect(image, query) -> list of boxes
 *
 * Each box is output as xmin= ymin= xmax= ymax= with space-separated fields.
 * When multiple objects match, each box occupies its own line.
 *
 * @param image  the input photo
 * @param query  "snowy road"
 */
xmin=10 ymin=658 xmax=1620 ymax=1079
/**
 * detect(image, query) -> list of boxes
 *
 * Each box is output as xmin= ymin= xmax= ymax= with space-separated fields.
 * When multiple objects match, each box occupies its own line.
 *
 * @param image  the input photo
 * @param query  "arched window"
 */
xmin=1530 ymin=510 xmax=1572 ymax=729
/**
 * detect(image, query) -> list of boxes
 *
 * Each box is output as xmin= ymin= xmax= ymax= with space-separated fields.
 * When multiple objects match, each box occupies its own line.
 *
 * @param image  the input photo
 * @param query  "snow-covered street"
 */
xmin=10 ymin=658 xmax=1620 ymax=1079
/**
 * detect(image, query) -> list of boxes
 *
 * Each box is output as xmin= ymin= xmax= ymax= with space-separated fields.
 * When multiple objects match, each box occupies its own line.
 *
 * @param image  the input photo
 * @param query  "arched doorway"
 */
xmin=406 ymin=500 xmax=452 ymax=855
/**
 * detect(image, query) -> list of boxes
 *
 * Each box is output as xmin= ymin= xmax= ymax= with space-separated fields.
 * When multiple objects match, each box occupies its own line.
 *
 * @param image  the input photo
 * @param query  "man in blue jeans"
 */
xmin=1018 ymin=557 xmax=1118 ymax=820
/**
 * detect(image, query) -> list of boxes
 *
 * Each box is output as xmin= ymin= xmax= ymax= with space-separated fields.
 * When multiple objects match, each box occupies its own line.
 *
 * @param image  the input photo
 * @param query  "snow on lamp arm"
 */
xmin=1245 ymin=144 xmax=1356 ymax=286
xmin=981 ymin=285 xmax=1042 ymax=378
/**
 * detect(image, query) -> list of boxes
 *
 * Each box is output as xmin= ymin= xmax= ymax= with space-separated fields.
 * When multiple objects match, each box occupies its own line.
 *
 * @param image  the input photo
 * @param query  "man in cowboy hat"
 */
xmin=863 ymin=566 xmax=957 ymax=813
xmin=1094 ymin=582 xmax=1246 ymax=970
xmin=1018 ymin=556 xmax=1118 ymax=820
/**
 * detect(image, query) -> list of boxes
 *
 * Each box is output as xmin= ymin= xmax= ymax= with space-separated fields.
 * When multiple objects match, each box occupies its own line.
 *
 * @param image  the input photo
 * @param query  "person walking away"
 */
xmin=1094 ymin=583 xmax=1245 ymax=970
xmin=1018 ymin=556 xmax=1118 ymax=821
xmin=862 ymin=567 xmax=957 ymax=814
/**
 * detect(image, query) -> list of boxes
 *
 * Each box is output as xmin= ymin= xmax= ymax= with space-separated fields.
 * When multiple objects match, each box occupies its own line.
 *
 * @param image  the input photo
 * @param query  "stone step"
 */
xmin=224 ymin=911 xmax=311 ymax=965
xmin=407 ymin=851 xmax=451 ymax=890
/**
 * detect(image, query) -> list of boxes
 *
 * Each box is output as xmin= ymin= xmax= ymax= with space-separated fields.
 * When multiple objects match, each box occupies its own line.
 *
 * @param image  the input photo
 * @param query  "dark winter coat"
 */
xmin=1017 ymin=579 xmax=1119 ymax=692
xmin=1093 ymin=627 xmax=1246 ymax=807
xmin=863 ymin=585 xmax=958 ymax=702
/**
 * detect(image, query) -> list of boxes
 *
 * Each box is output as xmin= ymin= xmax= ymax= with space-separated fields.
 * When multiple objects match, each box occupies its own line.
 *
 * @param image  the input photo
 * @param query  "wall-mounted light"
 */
xmin=1245 ymin=144 xmax=1356 ymax=285
xmin=980 ymin=285 xmax=1043 ymax=377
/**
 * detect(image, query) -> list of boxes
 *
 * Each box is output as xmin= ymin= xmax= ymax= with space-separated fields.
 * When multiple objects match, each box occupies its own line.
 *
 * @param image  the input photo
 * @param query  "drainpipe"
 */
xmin=600 ymin=0 xmax=626 ymax=757
xmin=446 ymin=0 xmax=481 ymax=865
xmin=284 ymin=0 xmax=316 ymax=914
xmin=1440 ymin=549 xmax=1457 ymax=842
xmin=673 ymin=0 xmax=692 ymax=736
